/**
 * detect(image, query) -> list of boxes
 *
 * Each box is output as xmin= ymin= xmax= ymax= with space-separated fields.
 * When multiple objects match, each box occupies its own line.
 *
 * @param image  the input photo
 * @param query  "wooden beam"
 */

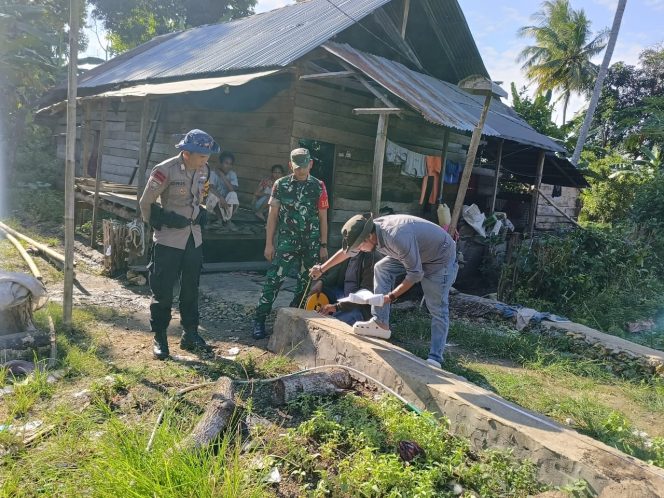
xmin=353 ymin=108 xmax=402 ymax=115
xmin=439 ymin=129 xmax=450 ymax=203
xmin=135 ymin=97 xmax=151 ymax=212
xmin=401 ymin=0 xmax=411 ymax=39
xmin=372 ymin=9 xmax=424 ymax=71
xmin=91 ymin=102 xmax=108 ymax=248
xmin=80 ymin=102 xmax=92 ymax=178
xmin=528 ymin=150 xmax=546 ymax=235
xmin=335 ymin=60 xmax=401 ymax=114
xmin=449 ymin=93 xmax=493 ymax=234
xmin=490 ymin=139 xmax=504 ymax=214
xmin=300 ymin=70 xmax=356 ymax=80
xmin=371 ymin=113 xmax=390 ymax=215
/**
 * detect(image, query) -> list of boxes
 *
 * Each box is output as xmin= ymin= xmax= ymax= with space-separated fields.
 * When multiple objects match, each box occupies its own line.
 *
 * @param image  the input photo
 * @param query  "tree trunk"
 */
xmin=272 ymin=369 xmax=353 ymax=405
xmin=176 ymin=377 xmax=237 ymax=453
xmin=561 ymin=92 xmax=570 ymax=126
xmin=571 ymin=0 xmax=627 ymax=165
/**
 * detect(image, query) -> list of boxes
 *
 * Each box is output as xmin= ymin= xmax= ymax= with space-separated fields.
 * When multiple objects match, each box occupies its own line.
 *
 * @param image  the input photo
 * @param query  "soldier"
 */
xmin=139 ymin=129 xmax=220 ymax=360
xmin=252 ymin=148 xmax=329 ymax=340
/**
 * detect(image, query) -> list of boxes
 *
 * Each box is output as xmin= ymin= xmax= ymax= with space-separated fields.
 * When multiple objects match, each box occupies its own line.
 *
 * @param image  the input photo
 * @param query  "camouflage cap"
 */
xmin=175 ymin=129 xmax=221 ymax=155
xmin=341 ymin=213 xmax=375 ymax=253
xmin=290 ymin=148 xmax=311 ymax=169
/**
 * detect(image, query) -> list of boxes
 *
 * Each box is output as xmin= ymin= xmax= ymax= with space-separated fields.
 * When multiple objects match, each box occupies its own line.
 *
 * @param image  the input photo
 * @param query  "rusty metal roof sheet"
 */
xmin=324 ymin=42 xmax=566 ymax=153
xmin=78 ymin=0 xmax=392 ymax=89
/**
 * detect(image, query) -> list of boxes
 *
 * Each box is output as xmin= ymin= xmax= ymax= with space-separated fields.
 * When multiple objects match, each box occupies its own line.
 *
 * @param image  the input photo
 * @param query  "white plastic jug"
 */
xmin=437 ymin=203 xmax=451 ymax=226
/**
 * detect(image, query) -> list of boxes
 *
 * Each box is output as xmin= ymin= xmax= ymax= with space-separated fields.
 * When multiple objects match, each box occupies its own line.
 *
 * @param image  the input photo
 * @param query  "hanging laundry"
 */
xmin=386 ymin=140 xmax=427 ymax=177
xmin=444 ymin=160 xmax=462 ymax=184
xmin=385 ymin=140 xmax=408 ymax=166
xmin=419 ymin=156 xmax=442 ymax=205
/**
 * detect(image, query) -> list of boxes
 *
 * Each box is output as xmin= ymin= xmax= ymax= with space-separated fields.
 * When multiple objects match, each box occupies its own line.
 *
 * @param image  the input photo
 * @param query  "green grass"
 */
xmin=391 ymin=310 xmax=664 ymax=469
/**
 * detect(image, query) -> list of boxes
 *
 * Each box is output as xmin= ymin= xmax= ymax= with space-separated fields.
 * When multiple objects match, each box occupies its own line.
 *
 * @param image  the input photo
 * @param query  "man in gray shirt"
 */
xmin=310 ymin=213 xmax=457 ymax=368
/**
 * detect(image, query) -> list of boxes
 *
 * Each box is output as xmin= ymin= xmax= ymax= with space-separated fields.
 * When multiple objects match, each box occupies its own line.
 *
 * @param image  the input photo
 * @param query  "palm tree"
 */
xmin=518 ymin=0 xmax=608 ymax=125
xmin=571 ymin=0 xmax=627 ymax=165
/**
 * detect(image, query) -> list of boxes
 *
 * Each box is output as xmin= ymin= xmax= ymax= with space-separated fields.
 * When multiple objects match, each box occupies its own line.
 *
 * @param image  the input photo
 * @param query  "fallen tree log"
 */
xmin=176 ymin=377 xmax=237 ymax=453
xmin=272 ymin=368 xmax=353 ymax=405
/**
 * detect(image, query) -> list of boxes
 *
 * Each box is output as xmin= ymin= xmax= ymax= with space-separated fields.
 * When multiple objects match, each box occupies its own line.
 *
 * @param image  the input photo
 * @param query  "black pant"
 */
xmin=148 ymin=235 xmax=203 ymax=333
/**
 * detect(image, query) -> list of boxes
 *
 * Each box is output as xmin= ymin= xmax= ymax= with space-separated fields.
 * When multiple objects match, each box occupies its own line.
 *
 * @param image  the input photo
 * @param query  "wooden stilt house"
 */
xmin=38 ymin=0 xmax=587 ymax=263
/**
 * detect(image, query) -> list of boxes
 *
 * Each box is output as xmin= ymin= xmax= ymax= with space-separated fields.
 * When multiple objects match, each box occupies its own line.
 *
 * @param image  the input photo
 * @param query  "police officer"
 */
xmin=139 ymin=129 xmax=219 ymax=359
xmin=252 ymin=148 xmax=329 ymax=339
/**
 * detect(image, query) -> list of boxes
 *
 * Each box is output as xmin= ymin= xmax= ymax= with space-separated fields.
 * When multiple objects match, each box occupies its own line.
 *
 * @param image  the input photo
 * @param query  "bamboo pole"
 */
xmin=371 ymin=113 xmax=390 ymax=216
xmin=490 ymin=139 xmax=504 ymax=214
xmin=80 ymin=102 xmax=91 ymax=178
xmin=528 ymin=150 xmax=546 ymax=235
xmin=90 ymin=101 xmax=107 ymax=247
xmin=449 ymin=93 xmax=493 ymax=234
xmin=63 ymin=0 xmax=79 ymax=326
xmin=0 ymin=228 xmax=42 ymax=280
xmin=0 ymin=221 xmax=68 ymax=267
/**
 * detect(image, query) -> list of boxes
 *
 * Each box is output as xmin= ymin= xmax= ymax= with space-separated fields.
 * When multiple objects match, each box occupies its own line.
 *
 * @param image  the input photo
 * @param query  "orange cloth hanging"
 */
xmin=420 ymin=156 xmax=442 ymax=205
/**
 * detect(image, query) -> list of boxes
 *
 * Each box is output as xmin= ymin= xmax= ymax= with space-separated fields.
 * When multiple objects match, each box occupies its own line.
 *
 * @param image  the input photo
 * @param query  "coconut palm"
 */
xmin=518 ymin=0 xmax=608 ymax=125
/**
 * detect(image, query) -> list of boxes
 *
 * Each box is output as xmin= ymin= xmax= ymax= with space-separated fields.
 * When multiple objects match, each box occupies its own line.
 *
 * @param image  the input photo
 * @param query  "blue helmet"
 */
xmin=175 ymin=129 xmax=221 ymax=154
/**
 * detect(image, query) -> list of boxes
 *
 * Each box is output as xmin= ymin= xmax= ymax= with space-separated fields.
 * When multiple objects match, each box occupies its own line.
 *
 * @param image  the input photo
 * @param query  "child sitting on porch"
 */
xmin=252 ymin=164 xmax=285 ymax=221
xmin=207 ymin=151 xmax=239 ymax=230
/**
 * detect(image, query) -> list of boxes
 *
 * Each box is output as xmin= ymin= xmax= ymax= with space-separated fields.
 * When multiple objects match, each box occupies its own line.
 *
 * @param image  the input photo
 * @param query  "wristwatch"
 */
xmin=387 ymin=291 xmax=398 ymax=303
xmin=320 ymin=243 xmax=328 ymax=248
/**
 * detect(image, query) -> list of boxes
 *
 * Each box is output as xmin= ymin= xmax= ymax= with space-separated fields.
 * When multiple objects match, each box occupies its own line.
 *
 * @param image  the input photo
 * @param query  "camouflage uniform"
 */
xmin=254 ymin=174 xmax=329 ymax=321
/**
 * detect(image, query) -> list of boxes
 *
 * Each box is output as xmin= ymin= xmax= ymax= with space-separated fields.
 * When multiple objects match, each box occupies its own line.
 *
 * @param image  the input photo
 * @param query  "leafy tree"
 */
xmin=0 ymin=0 xmax=86 ymax=182
xmin=589 ymin=46 xmax=664 ymax=154
xmin=510 ymin=83 xmax=563 ymax=139
xmin=518 ymin=0 xmax=608 ymax=124
xmin=89 ymin=0 xmax=257 ymax=54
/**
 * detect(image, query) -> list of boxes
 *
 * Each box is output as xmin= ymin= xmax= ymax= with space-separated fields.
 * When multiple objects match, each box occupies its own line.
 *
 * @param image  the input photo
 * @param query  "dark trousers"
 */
xmin=148 ymin=235 xmax=202 ymax=333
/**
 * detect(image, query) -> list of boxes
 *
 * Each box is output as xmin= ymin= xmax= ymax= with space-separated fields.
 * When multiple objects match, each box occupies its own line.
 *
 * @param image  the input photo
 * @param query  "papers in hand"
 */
xmin=337 ymin=289 xmax=385 ymax=307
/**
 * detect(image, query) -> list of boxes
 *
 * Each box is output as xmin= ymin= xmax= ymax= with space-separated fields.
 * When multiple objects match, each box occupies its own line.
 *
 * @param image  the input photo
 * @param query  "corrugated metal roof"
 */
xmin=78 ymin=0 xmax=392 ymax=89
xmin=323 ymin=42 xmax=566 ymax=153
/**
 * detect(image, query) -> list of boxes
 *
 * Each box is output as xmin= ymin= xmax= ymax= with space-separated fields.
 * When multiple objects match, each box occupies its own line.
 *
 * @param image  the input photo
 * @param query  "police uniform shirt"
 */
xmin=139 ymin=154 xmax=209 ymax=250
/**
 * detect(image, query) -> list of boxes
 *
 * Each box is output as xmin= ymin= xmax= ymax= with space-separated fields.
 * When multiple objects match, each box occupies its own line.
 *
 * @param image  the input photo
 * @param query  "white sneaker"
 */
xmin=352 ymin=317 xmax=391 ymax=339
xmin=426 ymin=358 xmax=441 ymax=368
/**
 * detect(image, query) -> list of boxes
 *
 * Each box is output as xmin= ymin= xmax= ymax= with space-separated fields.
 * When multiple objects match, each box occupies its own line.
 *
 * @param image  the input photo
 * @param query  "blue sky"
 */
xmin=84 ymin=0 xmax=663 ymax=122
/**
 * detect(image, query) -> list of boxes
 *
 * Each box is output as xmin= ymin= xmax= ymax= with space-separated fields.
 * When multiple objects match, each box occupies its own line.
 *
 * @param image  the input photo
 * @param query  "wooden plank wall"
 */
xmin=291 ymin=78 xmax=472 ymax=245
xmin=535 ymin=184 xmax=581 ymax=230
xmin=55 ymin=85 xmax=296 ymax=208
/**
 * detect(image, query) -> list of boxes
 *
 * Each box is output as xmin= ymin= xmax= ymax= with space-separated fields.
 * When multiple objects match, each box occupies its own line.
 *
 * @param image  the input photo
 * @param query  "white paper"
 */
xmin=337 ymin=288 xmax=385 ymax=306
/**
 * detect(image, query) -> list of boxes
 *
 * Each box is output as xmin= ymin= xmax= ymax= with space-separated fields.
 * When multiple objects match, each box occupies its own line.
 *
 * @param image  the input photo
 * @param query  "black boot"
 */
xmin=252 ymin=320 xmax=267 ymax=340
xmin=153 ymin=330 xmax=170 ymax=360
xmin=180 ymin=328 xmax=212 ymax=353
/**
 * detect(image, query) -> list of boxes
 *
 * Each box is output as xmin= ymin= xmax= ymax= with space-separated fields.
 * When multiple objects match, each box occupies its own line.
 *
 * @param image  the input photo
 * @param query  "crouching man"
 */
xmin=310 ymin=214 xmax=458 ymax=368
xmin=139 ymin=129 xmax=219 ymax=360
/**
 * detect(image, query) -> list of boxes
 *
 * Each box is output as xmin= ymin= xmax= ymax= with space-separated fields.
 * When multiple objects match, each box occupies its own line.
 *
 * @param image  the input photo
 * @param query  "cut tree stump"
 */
xmin=272 ymin=369 xmax=353 ymax=405
xmin=102 ymin=220 xmax=128 ymax=275
xmin=176 ymin=377 xmax=237 ymax=453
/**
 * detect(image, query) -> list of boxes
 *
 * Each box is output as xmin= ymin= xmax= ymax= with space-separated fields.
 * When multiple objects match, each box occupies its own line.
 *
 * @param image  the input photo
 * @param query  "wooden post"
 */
xmin=490 ymin=139 xmax=504 ymax=214
xmin=63 ymin=0 xmax=79 ymax=327
xmin=371 ymin=113 xmax=390 ymax=216
xmin=135 ymin=98 xmax=151 ymax=211
xmin=439 ymin=129 xmax=450 ymax=203
xmin=91 ymin=102 xmax=107 ymax=248
xmin=80 ymin=102 xmax=91 ymax=178
xmin=449 ymin=93 xmax=493 ymax=234
xmin=528 ymin=150 xmax=546 ymax=235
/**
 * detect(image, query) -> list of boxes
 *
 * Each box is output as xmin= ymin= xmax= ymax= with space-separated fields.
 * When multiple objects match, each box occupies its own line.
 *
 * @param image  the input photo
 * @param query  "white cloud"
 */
xmin=645 ymin=0 xmax=664 ymax=11
xmin=255 ymin=0 xmax=294 ymax=14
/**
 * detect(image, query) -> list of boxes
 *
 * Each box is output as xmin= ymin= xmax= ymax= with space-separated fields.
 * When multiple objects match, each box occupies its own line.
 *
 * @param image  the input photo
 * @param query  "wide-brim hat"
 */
xmin=175 ymin=129 xmax=221 ymax=155
xmin=342 ymin=213 xmax=374 ymax=253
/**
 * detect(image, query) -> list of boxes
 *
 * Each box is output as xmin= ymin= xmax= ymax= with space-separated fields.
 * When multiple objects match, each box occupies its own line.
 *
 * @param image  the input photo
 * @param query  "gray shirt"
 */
xmin=139 ymin=154 xmax=209 ymax=250
xmin=374 ymin=215 xmax=456 ymax=284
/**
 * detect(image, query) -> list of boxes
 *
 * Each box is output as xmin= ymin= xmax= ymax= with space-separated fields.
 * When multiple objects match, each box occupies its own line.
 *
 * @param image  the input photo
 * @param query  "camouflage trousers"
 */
xmin=255 ymin=237 xmax=320 ymax=321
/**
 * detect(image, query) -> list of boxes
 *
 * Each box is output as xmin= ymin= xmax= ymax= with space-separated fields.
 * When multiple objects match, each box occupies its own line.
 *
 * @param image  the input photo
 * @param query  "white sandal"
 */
xmin=352 ymin=317 xmax=391 ymax=340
